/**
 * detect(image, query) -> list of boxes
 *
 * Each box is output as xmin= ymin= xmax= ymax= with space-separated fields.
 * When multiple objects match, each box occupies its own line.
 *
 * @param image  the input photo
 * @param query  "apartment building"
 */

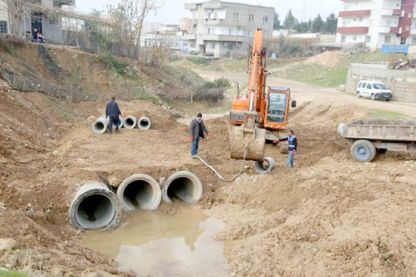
xmin=185 ymin=0 xmax=275 ymax=57
xmin=0 ymin=1 xmax=8 ymax=34
xmin=0 ymin=0 xmax=75 ymax=42
xmin=336 ymin=0 xmax=416 ymax=50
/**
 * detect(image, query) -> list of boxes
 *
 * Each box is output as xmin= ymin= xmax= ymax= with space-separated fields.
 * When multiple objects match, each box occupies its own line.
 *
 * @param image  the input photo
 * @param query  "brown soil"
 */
xmin=1 ymin=46 xmax=416 ymax=276
xmin=304 ymin=51 xmax=342 ymax=68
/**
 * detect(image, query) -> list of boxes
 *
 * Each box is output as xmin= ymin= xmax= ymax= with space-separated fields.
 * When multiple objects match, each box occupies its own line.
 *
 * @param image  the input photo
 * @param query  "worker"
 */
xmin=105 ymin=96 xmax=122 ymax=133
xmin=279 ymin=130 xmax=297 ymax=168
xmin=189 ymin=112 xmax=209 ymax=158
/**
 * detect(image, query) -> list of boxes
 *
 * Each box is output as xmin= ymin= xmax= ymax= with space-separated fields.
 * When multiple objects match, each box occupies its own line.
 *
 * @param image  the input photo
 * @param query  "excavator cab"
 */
xmin=263 ymin=86 xmax=293 ymax=130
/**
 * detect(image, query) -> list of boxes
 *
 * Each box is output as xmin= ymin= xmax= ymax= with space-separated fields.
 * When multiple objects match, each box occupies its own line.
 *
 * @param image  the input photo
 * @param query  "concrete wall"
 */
xmin=346 ymin=63 xmax=416 ymax=102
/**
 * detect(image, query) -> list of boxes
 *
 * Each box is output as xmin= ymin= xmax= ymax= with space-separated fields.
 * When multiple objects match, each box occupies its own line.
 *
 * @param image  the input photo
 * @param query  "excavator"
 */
xmin=229 ymin=28 xmax=296 ymax=171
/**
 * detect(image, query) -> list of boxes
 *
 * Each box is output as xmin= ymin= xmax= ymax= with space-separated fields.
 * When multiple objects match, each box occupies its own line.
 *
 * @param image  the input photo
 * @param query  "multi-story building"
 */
xmin=336 ymin=0 xmax=416 ymax=50
xmin=0 ymin=0 xmax=75 ymax=42
xmin=185 ymin=0 xmax=275 ymax=58
xmin=0 ymin=1 xmax=9 ymax=34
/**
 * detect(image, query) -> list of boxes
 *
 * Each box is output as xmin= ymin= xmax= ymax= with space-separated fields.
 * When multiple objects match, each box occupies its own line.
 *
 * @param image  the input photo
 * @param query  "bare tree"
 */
xmin=1 ymin=0 xmax=26 ymax=37
xmin=108 ymin=0 xmax=161 ymax=59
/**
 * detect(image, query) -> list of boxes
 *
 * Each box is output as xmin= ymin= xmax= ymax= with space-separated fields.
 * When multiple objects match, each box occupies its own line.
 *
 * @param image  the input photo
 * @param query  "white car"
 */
xmin=356 ymin=81 xmax=393 ymax=101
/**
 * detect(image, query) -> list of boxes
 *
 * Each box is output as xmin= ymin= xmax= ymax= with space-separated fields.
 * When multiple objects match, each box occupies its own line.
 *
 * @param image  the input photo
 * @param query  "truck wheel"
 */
xmin=356 ymin=91 xmax=361 ymax=98
xmin=255 ymin=156 xmax=276 ymax=174
xmin=350 ymin=140 xmax=376 ymax=162
xmin=371 ymin=94 xmax=376 ymax=100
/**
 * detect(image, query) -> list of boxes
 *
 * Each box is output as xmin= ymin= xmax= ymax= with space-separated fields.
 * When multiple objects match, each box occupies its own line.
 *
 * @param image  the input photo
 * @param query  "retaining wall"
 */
xmin=346 ymin=63 xmax=416 ymax=103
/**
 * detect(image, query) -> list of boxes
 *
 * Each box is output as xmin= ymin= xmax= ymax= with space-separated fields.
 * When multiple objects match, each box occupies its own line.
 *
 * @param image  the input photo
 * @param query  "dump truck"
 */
xmin=338 ymin=120 xmax=416 ymax=162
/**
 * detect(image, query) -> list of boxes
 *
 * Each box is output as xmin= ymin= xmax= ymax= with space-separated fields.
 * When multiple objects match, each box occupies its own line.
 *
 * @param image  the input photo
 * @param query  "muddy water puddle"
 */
xmin=81 ymin=205 xmax=230 ymax=277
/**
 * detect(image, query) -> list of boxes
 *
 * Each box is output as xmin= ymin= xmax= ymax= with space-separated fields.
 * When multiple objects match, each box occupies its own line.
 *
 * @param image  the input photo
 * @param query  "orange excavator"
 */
xmin=229 ymin=28 xmax=296 ymax=170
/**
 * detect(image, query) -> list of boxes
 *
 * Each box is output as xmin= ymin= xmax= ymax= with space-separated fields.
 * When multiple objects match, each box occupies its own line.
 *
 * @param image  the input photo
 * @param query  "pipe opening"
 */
xmin=138 ymin=116 xmax=151 ymax=130
xmin=163 ymin=172 xmax=202 ymax=204
xmin=76 ymin=194 xmax=116 ymax=230
xmin=123 ymin=180 xmax=154 ymax=210
xmin=167 ymin=177 xmax=195 ymax=203
xmin=255 ymin=156 xmax=276 ymax=174
xmin=139 ymin=119 xmax=149 ymax=128
xmin=95 ymin=122 xmax=105 ymax=131
xmin=117 ymin=174 xmax=161 ymax=211
xmin=126 ymin=118 xmax=135 ymax=127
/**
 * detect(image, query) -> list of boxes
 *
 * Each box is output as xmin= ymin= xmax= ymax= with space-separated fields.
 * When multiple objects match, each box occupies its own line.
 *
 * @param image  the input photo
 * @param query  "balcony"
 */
xmin=184 ymin=33 xmax=196 ymax=40
xmin=337 ymin=27 xmax=369 ymax=34
xmin=339 ymin=10 xmax=371 ymax=17
xmin=392 ymin=9 xmax=402 ymax=16
xmin=201 ymin=34 xmax=246 ymax=42
xmin=390 ymin=27 xmax=400 ymax=34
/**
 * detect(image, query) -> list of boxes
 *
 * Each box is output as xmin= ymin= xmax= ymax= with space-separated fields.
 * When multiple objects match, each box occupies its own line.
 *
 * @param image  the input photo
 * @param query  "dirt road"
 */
xmin=196 ymin=70 xmax=416 ymax=118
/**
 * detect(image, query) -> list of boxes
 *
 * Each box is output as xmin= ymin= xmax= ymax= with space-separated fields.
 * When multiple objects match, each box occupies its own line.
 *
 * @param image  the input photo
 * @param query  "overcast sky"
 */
xmin=75 ymin=0 xmax=341 ymax=23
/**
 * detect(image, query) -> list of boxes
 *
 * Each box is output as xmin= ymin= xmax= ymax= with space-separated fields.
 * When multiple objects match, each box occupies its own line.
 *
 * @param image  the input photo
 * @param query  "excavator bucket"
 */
xmin=230 ymin=125 xmax=266 ymax=161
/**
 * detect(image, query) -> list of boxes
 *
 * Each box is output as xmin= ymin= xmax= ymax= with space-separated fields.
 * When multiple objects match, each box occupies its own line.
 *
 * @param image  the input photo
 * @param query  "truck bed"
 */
xmin=338 ymin=120 xmax=416 ymax=142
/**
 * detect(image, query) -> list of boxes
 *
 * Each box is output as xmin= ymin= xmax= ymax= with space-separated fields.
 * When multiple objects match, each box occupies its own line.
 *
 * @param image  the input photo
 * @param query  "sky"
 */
xmin=75 ymin=0 xmax=342 ymax=24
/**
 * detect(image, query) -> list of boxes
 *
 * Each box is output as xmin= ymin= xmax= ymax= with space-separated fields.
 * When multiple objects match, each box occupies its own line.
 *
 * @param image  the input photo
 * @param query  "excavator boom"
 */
xmin=229 ymin=28 xmax=293 ymax=163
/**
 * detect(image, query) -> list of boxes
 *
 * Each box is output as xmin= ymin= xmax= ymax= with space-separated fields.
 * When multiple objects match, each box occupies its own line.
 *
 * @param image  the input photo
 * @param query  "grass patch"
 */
xmin=369 ymin=109 xmax=412 ymax=120
xmin=0 ymin=269 xmax=28 ymax=277
xmin=274 ymin=51 xmax=406 ymax=88
xmin=95 ymin=54 xmax=128 ymax=75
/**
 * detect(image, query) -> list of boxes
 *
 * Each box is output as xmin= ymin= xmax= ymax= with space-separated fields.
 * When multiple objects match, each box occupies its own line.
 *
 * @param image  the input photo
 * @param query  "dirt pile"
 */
xmin=304 ymin=51 xmax=342 ymax=68
xmin=202 ymin=100 xmax=416 ymax=276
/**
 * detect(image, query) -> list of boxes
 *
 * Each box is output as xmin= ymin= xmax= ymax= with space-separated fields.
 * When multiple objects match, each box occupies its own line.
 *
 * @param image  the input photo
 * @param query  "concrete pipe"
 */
xmin=92 ymin=116 xmax=109 ymax=134
xmin=117 ymin=174 xmax=161 ymax=211
xmin=137 ymin=116 xmax=152 ymax=131
xmin=123 ymin=116 xmax=137 ymax=129
xmin=162 ymin=171 xmax=203 ymax=204
xmin=255 ymin=156 xmax=276 ymax=174
xmin=69 ymin=181 xmax=122 ymax=230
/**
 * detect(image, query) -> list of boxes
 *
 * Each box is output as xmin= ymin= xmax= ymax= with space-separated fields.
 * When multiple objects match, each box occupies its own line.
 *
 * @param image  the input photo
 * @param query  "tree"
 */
xmin=2 ymin=0 xmax=27 ymax=37
xmin=321 ymin=13 xmax=338 ymax=34
xmin=283 ymin=9 xmax=298 ymax=30
xmin=294 ymin=21 xmax=310 ymax=33
xmin=311 ymin=14 xmax=324 ymax=33
xmin=108 ymin=0 xmax=161 ymax=59
xmin=273 ymin=12 xmax=281 ymax=30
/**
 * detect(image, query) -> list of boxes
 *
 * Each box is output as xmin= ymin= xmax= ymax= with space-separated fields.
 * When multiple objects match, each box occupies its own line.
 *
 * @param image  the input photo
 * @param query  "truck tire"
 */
xmin=350 ymin=140 xmax=376 ymax=162
xmin=255 ymin=156 xmax=276 ymax=174
xmin=371 ymin=94 xmax=376 ymax=100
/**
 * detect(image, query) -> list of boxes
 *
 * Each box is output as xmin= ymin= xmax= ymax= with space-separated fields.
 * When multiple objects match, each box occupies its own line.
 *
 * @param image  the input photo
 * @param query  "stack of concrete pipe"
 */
xmin=69 ymin=171 xmax=203 ymax=231
xmin=92 ymin=115 xmax=152 ymax=134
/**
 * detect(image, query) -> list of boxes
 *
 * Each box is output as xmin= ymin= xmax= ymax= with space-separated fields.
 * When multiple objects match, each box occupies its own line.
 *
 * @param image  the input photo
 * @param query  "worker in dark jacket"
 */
xmin=279 ymin=130 xmax=297 ymax=168
xmin=105 ymin=97 xmax=122 ymax=133
xmin=189 ymin=112 xmax=208 ymax=157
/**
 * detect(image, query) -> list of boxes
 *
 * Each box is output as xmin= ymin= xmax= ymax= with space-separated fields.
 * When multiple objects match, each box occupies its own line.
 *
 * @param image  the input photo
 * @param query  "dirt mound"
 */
xmin=304 ymin=51 xmax=341 ymax=68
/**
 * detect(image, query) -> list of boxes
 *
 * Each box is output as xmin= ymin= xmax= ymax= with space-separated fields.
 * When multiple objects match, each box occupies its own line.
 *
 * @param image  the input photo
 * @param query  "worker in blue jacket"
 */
xmin=279 ymin=130 xmax=297 ymax=168
xmin=105 ymin=96 xmax=122 ymax=133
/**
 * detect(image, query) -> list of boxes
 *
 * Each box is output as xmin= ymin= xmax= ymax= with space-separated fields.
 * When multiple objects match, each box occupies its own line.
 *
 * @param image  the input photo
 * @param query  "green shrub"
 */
xmin=96 ymin=54 xmax=128 ymax=75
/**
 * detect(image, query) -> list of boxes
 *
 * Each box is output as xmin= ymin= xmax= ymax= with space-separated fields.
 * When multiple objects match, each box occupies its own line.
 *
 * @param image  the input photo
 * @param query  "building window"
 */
xmin=0 ymin=21 xmax=7 ymax=34
xmin=233 ymin=13 xmax=239 ymax=20
xmin=412 ymin=36 xmax=416 ymax=45
xmin=352 ymin=35 xmax=357 ymax=41
xmin=249 ymin=14 xmax=254 ymax=22
xmin=341 ymin=36 xmax=346 ymax=43
xmin=211 ymin=43 xmax=215 ymax=49
xmin=366 ymin=36 xmax=371 ymax=43
xmin=263 ymin=16 xmax=268 ymax=23
xmin=385 ymin=35 xmax=391 ymax=43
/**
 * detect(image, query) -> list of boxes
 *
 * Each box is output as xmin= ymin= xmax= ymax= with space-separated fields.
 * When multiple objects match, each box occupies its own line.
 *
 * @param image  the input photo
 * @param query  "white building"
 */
xmin=185 ymin=0 xmax=275 ymax=58
xmin=336 ymin=0 xmax=416 ymax=50
xmin=0 ymin=0 xmax=75 ymax=42
xmin=0 ymin=1 xmax=8 ymax=34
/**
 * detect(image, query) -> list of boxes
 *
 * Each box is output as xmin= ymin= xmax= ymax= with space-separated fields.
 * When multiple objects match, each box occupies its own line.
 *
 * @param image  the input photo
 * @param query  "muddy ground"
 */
xmin=1 ymin=51 xmax=416 ymax=276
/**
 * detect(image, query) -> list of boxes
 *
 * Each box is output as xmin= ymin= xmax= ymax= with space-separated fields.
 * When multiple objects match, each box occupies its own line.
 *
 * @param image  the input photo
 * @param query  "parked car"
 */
xmin=356 ymin=81 xmax=393 ymax=101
